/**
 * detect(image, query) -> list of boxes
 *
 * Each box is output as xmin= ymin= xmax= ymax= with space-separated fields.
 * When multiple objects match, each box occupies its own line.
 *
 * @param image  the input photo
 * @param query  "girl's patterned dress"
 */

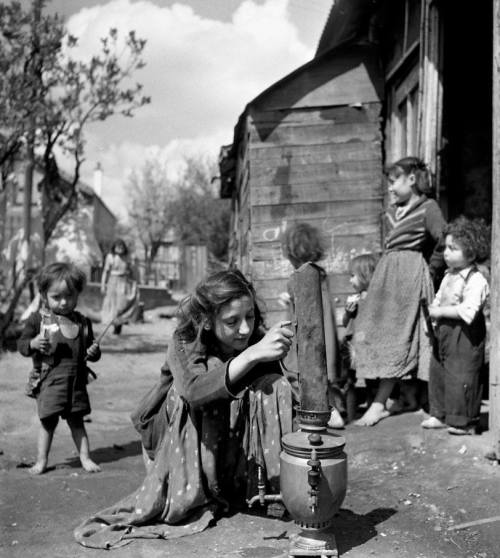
xmin=101 ymin=253 xmax=139 ymax=326
xmin=74 ymin=331 xmax=293 ymax=549
xmin=353 ymin=195 xmax=445 ymax=381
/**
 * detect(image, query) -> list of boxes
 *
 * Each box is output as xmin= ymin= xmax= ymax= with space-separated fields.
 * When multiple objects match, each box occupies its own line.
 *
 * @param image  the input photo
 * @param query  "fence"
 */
xmin=90 ymin=245 xmax=208 ymax=291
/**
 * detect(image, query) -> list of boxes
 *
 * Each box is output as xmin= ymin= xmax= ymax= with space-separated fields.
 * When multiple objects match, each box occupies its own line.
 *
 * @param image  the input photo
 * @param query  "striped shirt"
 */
xmin=385 ymin=195 xmax=446 ymax=275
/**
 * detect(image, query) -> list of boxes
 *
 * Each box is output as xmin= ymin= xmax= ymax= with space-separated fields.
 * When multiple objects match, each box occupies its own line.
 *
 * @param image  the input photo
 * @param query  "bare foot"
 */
xmin=80 ymin=457 xmax=101 ymax=473
xmin=328 ymin=408 xmax=345 ymax=429
xmin=29 ymin=460 xmax=48 ymax=475
xmin=386 ymin=397 xmax=404 ymax=415
xmin=355 ymin=402 xmax=390 ymax=426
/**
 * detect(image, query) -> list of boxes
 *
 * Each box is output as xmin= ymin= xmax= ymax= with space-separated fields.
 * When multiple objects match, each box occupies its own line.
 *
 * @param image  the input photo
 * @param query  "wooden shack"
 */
xmin=219 ymin=44 xmax=385 ymax=325
xmin=221 ymin=0 xmax=500 ymax=450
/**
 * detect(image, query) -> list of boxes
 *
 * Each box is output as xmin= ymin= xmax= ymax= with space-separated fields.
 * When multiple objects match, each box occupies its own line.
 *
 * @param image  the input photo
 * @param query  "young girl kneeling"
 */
xmin=75 ymin=269 xmax=294 ymax=549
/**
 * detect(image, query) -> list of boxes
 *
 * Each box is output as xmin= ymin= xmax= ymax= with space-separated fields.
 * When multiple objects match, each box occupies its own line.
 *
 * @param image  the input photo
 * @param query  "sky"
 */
xmin=30 ymin=0 xmax=333 ymax=219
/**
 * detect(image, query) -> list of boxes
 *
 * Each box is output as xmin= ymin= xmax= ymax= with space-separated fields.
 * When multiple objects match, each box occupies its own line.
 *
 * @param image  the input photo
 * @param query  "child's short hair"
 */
xmin=349 ymin=253 xmax=377 ymax=292
xmin=281 ymin=222 xmax=325 ymax=268
xmin=385 ymin=156 xmax=432 ymax=195
xmin=111 ymin=238 xmax=129 ymax=256
xmin=444 ymin=216 xmax=491 ymax=264
xmin=176 ymin=268 xmax=264 ymax=343
xmin=38 ymin=262 xmax=87 ymax=296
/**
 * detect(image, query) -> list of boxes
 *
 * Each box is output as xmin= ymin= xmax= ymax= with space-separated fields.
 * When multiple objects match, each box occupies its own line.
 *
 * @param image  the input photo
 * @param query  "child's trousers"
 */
xmin=428 ymin=317 xmax=485 ymax=428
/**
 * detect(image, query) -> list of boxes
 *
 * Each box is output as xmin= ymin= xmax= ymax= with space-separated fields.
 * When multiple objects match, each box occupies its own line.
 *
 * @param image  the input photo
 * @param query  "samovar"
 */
xmin=280 ymin=262 xmax=347 ymax=557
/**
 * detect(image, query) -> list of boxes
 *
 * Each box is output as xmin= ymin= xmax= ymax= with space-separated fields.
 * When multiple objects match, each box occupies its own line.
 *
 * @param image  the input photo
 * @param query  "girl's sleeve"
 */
xmin=85 ymin=318 xmax=101 ymax=362
xmin=171 ymin=334 xmax=245 ymax=410
xmin=425 ymin=200 xmax=447 ymax=281
xmin=17 ymin=313 xmax=40 ymax=357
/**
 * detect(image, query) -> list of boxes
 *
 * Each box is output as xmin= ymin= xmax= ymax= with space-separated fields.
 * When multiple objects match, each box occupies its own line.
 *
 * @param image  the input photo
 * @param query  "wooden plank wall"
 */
xmin=245 ymin=103 xmax=384 ymax=326
xmin=231 ymin=117 xmax=252 ymax=277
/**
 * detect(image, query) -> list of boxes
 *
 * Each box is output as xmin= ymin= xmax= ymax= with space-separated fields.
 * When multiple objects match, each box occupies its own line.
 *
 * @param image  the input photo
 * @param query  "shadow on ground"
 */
xmin=60 ymin=440 xmax=142 ymax=468
xmin=101 ymin=341 xmax=166 ymax=354
xmin=98 ymin=331 xmax=167 ymax=354
xmin=336 ymin=507 xmax=397 ymax=554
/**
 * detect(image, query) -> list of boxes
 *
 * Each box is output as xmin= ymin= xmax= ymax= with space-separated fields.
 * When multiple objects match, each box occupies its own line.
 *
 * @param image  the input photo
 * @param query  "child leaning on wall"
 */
xmin=422 ymin=216 xmax=490 ymax=435
xmin=353 ymin=156 xmax=446 ymax=426
xmin=279 ymin=221 xmax=345 ymax=429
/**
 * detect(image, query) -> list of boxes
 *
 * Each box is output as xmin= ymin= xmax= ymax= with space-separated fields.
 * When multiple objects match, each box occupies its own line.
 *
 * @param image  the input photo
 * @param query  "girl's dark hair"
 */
xmin=349 ymin=253 xmax=378 ymax=292
xmin=281 ymin=222 xmax=325 ymax=268
xmin=111 ymin=238 xmax=129 ymax=256
xmin=175 ymin=269 xmax=264 ymax=344
xmin=444 ymin=216 xmax=491 ymax=264
xmin=385 ymin=156 xmax=433 ymax=195
xmin=38 ymin=262 xmax=87 ymax=296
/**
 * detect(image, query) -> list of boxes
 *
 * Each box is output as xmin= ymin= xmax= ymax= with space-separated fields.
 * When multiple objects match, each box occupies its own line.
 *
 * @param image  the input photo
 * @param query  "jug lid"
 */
xmin=281 ymin=429 xmax=345 ymax=459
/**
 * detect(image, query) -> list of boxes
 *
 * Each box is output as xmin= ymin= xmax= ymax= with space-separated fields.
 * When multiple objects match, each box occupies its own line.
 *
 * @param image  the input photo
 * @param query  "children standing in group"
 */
xmin=280 ymin=221 xmax=345 ymax=429
xmin=18 ymin=262 xmax=101 ymax=475
xmin=340 ymin=253 xmax=377 ymax=422
xmin=353 ymin=156 xmax=446 ymax=426
xmin=422 ymin=216 xmax=490 ymax=435
xmin=75 ymin=269 xmax=294 ymax=548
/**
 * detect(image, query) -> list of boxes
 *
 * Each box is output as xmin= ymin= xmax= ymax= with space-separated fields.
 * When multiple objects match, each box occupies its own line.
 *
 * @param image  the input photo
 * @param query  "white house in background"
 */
xmin=1 ymin=159 xmax=116 ymax=284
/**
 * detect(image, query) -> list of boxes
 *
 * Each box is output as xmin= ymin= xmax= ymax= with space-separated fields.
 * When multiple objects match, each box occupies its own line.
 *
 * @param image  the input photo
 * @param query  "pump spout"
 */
xmin=246 ymin=464 xmax=283 ymax=508
xmin=307 ymin=448 xmax=321 ymax=513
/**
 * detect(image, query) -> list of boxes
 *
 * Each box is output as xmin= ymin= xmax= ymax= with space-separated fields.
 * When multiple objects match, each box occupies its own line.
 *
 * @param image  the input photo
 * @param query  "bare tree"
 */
xmin=126 ymin=159 xmax=177 ymax=274
xmin=0 ymin=0 xmax=150 ymax=344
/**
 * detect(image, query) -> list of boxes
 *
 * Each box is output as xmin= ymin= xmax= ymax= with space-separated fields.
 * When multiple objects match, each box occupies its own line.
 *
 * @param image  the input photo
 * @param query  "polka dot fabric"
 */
xmin=74 ymin=374 xmax=293 ymax=548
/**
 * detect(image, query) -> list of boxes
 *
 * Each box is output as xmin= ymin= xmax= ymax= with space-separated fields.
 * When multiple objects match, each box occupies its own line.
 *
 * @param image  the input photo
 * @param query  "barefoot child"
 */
xmin=422 ymin=216 xmax=490 ymax=435
xmin=353 ymin=156 xmax=446 ymax=426
xmin=18 ymin=262 xmax=101 ymax=474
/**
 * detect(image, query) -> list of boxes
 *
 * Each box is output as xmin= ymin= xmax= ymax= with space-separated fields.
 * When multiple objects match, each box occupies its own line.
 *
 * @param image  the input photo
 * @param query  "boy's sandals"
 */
xmin=421 ymin=416 xmax=446 ymax=429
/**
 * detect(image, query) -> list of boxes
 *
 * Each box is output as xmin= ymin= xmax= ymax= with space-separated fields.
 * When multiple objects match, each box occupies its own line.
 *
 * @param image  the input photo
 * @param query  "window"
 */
xmin=387 ymin=64 xmax=420 ymax=162
xmin=383 ymin=0 xmax=422 ymax=163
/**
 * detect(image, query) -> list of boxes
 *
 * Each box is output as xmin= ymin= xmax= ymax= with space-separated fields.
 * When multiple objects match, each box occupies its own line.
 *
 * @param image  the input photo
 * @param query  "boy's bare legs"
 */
xmin=356 ymin=378 xmax=396 ymax=426
xmin=67 ymin=414 xmax=101 ymax=472
xmin=30 ymin=416 xmax=58 ymax=475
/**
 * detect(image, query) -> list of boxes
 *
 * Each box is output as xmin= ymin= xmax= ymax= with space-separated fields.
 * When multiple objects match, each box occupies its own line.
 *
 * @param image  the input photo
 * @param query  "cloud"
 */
xmin=62 ymin=0 xmax=315 ymax=217
xmin=72 ymin=130 xmax=229 ymax=220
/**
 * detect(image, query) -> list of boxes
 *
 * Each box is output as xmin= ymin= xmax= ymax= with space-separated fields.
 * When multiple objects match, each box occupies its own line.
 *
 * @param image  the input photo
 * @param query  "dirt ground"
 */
xmin=1 ymin=309 xmax=500 ymax=558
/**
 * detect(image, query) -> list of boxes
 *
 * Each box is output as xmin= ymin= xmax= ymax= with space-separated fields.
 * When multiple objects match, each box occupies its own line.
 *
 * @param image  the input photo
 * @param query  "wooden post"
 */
xmin=292 ymin=263 xmax=329 ymax=412
xmin=490 ymin=0 xmax=500 ymax=455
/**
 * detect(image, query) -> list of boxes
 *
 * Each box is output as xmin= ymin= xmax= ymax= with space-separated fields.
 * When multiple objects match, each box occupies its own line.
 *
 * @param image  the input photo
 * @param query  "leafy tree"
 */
xmin=126 ymin=155 xmax=230 ymax=271
xmin=126 ymin=159 xmax=177 ymax=273
xmin=0 ymin=0 xmax=150 ymax=345
xmin=170 ymin=156 xmax=231 ymax=261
